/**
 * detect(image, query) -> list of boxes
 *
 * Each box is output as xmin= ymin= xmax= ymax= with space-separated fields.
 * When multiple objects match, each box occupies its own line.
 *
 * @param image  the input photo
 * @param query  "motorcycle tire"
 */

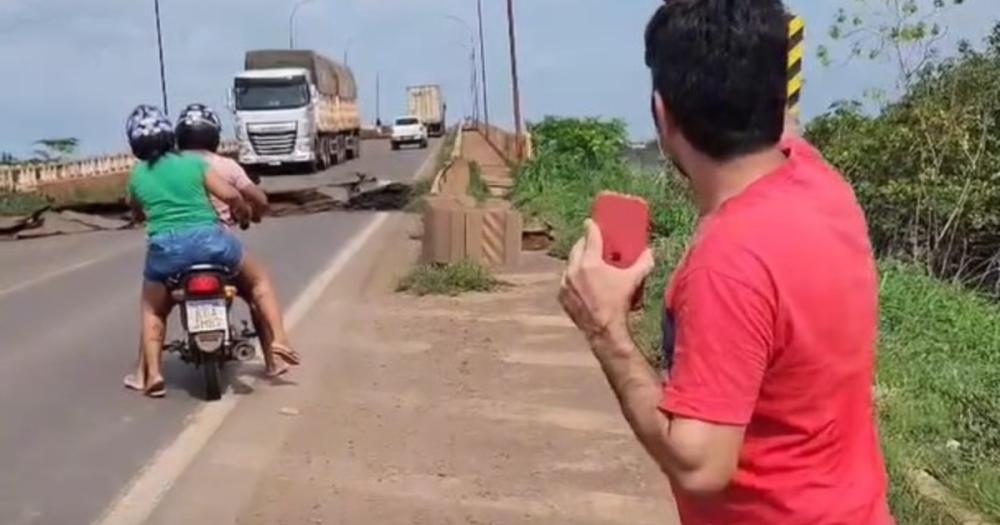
xmin=203 ymin=354 xmax=222 ymax=401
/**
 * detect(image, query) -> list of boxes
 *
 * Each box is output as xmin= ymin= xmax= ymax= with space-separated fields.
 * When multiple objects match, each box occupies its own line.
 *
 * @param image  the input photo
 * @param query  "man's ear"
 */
xmin=652 ymin=91 xmax=674 ymax=140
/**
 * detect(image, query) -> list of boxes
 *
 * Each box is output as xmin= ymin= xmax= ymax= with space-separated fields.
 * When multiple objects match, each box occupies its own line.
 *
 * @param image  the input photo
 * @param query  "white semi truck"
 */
xmin=231 ymin=50 xmax=361 ymax=172
xmin=406 ymin=85 xmax=446 ymax=137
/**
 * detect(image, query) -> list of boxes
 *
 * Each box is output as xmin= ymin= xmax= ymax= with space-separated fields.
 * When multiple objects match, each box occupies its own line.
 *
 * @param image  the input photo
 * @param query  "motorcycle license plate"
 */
xmin=186 ymin=300 xmax=228 ymax=334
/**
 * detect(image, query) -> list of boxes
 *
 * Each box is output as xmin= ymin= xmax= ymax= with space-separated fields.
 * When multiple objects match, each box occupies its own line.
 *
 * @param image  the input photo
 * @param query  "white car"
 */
xmin=391 ymin=116 xmax=429 ymax=150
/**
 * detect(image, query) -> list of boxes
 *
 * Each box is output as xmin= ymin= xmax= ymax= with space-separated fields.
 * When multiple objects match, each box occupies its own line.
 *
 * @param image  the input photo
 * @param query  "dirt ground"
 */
xmin=234 ymin=252 xmax=678 ymax=525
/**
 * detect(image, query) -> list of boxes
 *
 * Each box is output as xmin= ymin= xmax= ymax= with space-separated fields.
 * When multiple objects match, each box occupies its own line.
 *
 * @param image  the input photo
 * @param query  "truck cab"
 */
xmin=232 ymin=68 xmax=318 ymax=168
xmin=231 ymin=50 xmax=362 ymax=173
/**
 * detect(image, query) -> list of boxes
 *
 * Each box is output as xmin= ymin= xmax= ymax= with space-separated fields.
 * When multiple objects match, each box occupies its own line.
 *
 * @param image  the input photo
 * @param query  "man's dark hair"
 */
xmin=645 ymin=0 xmax=788 ymax=160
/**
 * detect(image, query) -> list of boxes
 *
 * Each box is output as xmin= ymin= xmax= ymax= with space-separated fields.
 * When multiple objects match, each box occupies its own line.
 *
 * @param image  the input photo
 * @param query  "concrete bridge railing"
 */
xmin=0 ymin=142 xmax=239 ymax=194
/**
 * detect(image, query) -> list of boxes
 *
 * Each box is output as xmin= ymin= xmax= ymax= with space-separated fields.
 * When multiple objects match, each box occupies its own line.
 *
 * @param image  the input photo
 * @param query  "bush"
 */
xmin=807 ymin=29 xmax=1000 ymax=296
xmin=397 ymin=261 xmax=502 ymax=296
xmin=514 ymin=117 xmax=695 ymax=259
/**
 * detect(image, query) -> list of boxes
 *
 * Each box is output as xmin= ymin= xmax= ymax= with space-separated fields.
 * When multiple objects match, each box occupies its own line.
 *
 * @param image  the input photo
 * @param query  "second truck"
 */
xmin=406 ymin=85 xmax=446 ymax=137
xmin=231 ymin=50 xmax=361 ymax=173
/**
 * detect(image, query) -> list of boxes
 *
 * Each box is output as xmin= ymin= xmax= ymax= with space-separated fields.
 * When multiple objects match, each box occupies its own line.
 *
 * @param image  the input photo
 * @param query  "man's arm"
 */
xmin=560 ymin=221 xmax=761 ymax=497
xmin=589 ymin=326 xmax=744 ymax=496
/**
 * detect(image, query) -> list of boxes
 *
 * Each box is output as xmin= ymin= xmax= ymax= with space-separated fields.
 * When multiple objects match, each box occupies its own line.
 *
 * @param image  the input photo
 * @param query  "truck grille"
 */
xmin=249 ymin=131 xmax=296 ymax=156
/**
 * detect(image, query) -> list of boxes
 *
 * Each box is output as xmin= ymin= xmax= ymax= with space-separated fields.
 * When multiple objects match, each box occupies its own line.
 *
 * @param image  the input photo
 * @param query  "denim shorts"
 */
xmin=143 ymin=225 xmax=244 ymax=283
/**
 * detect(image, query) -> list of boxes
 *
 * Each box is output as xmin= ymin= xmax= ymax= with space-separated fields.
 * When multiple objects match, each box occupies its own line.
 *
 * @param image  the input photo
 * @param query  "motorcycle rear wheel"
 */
xmin=203 ymin=354 xmax=222 ymax=401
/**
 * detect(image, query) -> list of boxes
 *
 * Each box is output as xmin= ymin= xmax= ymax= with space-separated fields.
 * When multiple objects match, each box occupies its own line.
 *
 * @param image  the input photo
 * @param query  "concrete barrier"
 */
xmin=476 ymin=123 xmax=533 ymax=165
xmin=421 ymin=126 xmax=524 ymax=271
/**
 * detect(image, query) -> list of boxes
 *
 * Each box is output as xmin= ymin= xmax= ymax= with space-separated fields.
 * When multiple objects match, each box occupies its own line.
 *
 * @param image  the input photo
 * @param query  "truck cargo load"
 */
xmin=245 ymin=50 xmax=357 ymax=100
xmin=406 ymin=85 xmax=446 ymax=137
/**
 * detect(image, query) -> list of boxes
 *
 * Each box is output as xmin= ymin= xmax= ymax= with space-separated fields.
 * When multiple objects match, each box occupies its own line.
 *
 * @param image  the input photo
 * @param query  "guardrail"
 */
xmin=0 ymin=141 xmax=239 ymax=194
xmin=476 ymin=122 xmax=533 ymax=165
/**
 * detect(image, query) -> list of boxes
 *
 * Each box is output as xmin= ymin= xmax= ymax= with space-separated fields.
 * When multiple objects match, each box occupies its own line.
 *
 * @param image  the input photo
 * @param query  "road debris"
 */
xmin=1 ymin=172 xmax=416 ymax=240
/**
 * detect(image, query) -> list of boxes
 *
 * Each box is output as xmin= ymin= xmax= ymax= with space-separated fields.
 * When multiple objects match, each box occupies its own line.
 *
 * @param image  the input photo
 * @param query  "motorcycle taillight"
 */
xmin=186 ymin=274 xmax=222 ymax=296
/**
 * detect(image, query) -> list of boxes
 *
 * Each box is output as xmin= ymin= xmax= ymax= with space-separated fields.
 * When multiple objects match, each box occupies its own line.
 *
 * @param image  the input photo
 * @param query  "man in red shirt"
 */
xmin=558 ymin=1 xmax=894 ymax=523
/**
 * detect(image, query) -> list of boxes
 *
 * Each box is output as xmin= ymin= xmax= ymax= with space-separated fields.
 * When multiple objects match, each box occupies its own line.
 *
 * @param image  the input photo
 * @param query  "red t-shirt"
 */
xmin=660 ymin=137 xmax=894 ymax=525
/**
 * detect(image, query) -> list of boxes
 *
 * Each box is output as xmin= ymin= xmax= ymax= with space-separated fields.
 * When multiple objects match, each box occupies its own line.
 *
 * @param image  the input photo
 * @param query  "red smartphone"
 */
xmin=591 ymin=191 xmax=651 ymax=310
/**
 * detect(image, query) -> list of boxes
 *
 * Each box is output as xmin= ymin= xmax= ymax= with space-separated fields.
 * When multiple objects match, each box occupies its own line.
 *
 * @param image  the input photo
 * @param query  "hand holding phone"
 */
xmin=591 ymin=191 xmax=651 ymax=310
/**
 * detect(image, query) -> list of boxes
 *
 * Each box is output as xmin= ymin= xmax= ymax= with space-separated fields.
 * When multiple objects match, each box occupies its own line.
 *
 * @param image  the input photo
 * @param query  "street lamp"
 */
xmin=289 ymin=0 xmax=320 ymax=49
xmin=442 ymin=15 xmax=481 ymax=123
xmin=343 ymin=35 xmax=358 ymax=66
xmin=153 ymin=0 xmax=169 ymax=114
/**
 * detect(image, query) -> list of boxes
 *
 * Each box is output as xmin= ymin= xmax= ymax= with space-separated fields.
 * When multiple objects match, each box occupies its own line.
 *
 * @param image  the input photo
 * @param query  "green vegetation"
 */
xmin=515 ymin=115 xmax=999 ymax=522
xmin=468 ymin=161 xmax=491 ymax=203
xmin=809 ymin=25 xmax=1000 ymax=297
xmin=397 ymin=261 xmax=502 ymax=296
xmin=513 ymin=117 xmax=695 ymax=260
xmin=406 ymin=127 xmax=459 ymax=213
xmin=0 ymin=192 xmax=49 ymax=216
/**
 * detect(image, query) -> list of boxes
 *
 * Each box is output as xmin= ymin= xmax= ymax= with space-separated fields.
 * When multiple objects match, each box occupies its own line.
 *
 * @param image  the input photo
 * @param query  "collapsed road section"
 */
xmin=0 ymin=172 xmax=414 ymax=241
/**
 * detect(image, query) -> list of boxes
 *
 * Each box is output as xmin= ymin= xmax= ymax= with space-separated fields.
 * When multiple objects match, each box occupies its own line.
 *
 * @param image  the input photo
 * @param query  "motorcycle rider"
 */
xmin=174 ymin=103 xmax=300 ymax=377
xmin=123 ymin=105 xmax=250 ymax=397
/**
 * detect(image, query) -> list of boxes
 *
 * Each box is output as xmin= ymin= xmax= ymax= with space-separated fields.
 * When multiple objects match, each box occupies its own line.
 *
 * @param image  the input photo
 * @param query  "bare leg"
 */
xmin=140 ymin=281 xmax=171 ymax=397
xmin=238 ymin=253 xmax=299 ymax=368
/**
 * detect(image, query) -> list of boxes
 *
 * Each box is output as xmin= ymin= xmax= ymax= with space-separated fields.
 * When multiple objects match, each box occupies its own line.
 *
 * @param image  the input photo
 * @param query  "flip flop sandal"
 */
xmin=144 ymin=379 xmax=166 ymax=399
xmin=270 ymin=343 xmax=301 ymax=366
xmin=264 ymin=363 xmax=291 ymax=379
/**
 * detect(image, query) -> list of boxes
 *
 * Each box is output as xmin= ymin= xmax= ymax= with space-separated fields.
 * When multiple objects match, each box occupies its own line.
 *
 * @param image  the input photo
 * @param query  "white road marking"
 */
xmin=93 ymin=213 xmax=390 ymax=525
xmin=0 ymin=242 xmax=139 ymax=298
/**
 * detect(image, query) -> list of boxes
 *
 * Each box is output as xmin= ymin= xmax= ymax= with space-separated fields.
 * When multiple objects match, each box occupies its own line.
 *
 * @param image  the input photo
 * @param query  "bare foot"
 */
xmin=270 ymin=343 xmax=301 ymax=366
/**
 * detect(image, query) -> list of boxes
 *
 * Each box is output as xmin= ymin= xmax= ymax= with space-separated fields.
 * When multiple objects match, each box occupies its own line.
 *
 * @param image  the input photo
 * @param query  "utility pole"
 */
xmin=375 ymin=72 xmax=381 ymax=128
xmin=505 ymin=0 xmax=523 ymax=154
xmin=476 ymin=0 xmax=490 ymax=129
xmin=153 ymin=0 xmax=169 ymax=114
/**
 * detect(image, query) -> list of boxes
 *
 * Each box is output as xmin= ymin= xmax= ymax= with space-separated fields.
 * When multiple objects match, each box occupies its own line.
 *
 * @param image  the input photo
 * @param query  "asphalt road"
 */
xmin=0 ymin=139 xmax=438 ymax=525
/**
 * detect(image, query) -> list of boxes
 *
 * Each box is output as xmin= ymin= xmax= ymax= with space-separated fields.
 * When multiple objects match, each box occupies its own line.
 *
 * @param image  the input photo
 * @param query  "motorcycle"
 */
xmin=164 ymin=264 xmax=258 ymax=401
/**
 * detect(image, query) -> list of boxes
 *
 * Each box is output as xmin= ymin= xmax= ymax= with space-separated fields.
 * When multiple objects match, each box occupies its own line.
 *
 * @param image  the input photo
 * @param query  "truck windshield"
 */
xmin=395 ymin=118 xmax=420 ymax=126
xmin=235 ymin=77 xmax=310 ymax=110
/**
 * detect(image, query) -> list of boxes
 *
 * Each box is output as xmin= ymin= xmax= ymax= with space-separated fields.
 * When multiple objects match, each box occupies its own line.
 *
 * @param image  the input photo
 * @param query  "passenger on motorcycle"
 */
xmin=122 ymin=105 xmax=251 ymax=397
xmin=174 ymin=103 xmax=300 ymax=377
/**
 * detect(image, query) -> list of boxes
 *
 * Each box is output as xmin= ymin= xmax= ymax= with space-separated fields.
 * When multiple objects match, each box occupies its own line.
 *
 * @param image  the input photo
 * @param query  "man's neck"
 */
xmin=691 ymin=146 xmax=788 ymax=216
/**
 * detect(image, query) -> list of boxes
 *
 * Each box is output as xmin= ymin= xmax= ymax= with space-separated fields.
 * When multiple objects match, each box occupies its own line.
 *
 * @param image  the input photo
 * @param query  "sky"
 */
xmin=0 ymin=0 xmax=994 ymax=157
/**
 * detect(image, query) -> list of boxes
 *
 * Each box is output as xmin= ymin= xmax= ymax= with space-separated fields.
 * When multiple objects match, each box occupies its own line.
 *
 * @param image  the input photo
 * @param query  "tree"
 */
xmin=0 ymin=152 xmax=17 ymax=165
xmin=32 ymin=137 xmax=79 ymax=163
xmin=818 ymin=0 xmax=971 ymax=89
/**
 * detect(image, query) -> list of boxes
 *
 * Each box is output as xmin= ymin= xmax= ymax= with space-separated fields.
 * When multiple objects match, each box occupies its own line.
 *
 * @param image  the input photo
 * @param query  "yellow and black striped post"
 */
xmin=787 ymin=15 xmax=805 ymax=116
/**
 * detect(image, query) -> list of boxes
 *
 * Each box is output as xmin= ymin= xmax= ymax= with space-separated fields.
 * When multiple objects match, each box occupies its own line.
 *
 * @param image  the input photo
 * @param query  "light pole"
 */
xmin=443 ymin=15 xmax=481 ymax=124
xmin=153 ymin=0 xmax=169 ymax=114
xmin=476 ymin=0 xmax=490 ymax=129
xmin=505 ymin=0 xmax=523 ymax=150
xmin=289 ymin=0 xmax=319 ymax=49
xmin=343 ymin=35 xmax=358 ymax=66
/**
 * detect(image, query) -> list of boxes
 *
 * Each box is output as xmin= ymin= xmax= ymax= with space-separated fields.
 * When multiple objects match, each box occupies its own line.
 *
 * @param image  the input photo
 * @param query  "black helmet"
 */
xmin=126 ymin=105 xmax=174 ymax=162
xmin=176 ymin=103 xmax=223 ymax=152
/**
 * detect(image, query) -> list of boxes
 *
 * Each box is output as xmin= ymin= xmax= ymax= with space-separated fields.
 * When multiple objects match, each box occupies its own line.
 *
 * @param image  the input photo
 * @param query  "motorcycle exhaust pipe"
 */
xmin=233 ymin=341 xmax=257 ymax=362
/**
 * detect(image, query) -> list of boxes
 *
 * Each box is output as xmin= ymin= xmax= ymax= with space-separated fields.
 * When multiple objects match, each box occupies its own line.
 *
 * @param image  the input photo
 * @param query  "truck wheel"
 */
xmin=391 ymin=142 xmax=400 ymax=151
xmin=421 ymin=139 xmax=429 ymax=149
xmin=346 ymin=134 xmax=357 ymax=161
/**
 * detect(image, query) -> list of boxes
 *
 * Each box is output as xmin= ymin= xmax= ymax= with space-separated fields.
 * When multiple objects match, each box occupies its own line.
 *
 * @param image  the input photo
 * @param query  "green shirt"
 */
xmin=129 ymin=153 xmax=220 ymax=236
